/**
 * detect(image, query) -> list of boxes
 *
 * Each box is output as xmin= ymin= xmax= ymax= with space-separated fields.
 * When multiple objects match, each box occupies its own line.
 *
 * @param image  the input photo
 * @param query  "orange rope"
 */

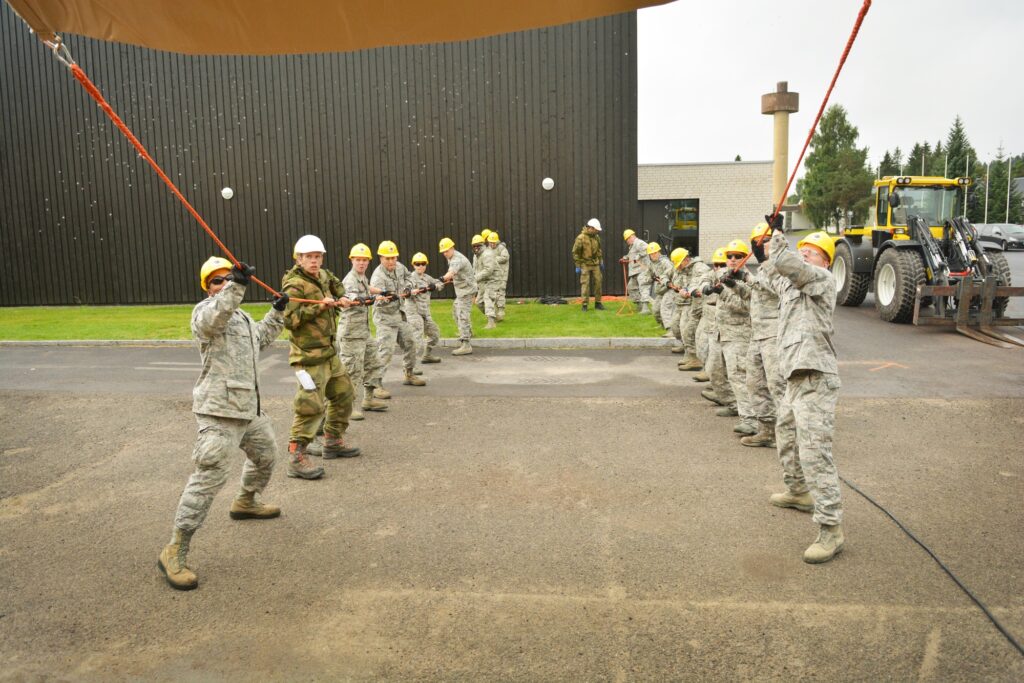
xmin=736 ymin=0 xmax=872 ymax=271
xmin=67 ymin=64 xmax=326 ymax=305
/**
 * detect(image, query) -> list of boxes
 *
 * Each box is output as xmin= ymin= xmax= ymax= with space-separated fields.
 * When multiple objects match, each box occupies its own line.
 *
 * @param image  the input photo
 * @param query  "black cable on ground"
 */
xmin=840 ymin=475 xmax=1024 ymax=658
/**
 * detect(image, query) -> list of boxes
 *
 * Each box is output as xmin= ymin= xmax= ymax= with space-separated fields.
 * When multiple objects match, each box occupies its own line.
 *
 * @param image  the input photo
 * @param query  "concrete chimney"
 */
xmin=761 ymin=81 xmax=799 ymax=209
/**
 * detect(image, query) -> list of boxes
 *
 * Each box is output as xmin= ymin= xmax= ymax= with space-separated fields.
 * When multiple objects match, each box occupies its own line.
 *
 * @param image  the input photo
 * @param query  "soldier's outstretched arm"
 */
xmin=191 ymin=282 xmax=245 ymax=341
xmin=281 ymin=284 xmax=321 ymax=330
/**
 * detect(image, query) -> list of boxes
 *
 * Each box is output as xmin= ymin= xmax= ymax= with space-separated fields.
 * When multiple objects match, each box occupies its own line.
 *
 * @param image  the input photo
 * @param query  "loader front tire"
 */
xmin=834 ymin=240 xmax=870 ymax=307
xmin=874 ymin=248 xmax=925 ymax=323
xmin=988 ymin=250 xmax=1012 ymax=318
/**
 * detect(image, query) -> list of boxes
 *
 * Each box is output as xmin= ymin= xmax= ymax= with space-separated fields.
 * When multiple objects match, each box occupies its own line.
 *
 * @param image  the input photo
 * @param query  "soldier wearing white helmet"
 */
xmin=572 ymin=218 xmax=604 ymax=311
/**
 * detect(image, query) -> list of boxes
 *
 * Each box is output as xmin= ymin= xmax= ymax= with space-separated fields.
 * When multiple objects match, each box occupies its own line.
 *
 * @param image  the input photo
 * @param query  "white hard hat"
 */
xmin=586 ymin=218 xmax=602 ymax=231
xmin=293 ymin=234 xmax=326 ymax=258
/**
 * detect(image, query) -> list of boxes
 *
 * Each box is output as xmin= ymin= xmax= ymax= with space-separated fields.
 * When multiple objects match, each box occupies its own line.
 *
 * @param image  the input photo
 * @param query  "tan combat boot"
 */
xmin=372 ymin=386 xmax=391 ymax=400
xmin=741 ymin=421 xmax=776 ymax=448
xmin=404 ymin=371 xmax=426 ymax=386
xmin=349 ymin=408 xmax=364 ymax=421
xmin=678 ymin=355 xmax=702 ymax=371
xmin=322 ymin=434 xmax=361 ymax=459
xmin=639 ymin=303 xmax=651 ymax=315
xmin=804 ymin=524 xmax=845 ymax=564
xmin=229 ymin=490 xmax=281 ymax=520
xmin=769 ymin=490 xmax=814 ymax=512
xmin=715 ymin=405 xmax=738 ymax=417
xmin=421 ymin=350 xmax=442 ymax=364
xmin=158 ymin=528 xmax=198 ymax=591
xmin=733 ymin=418 xmax=758 ymax=436
xmin=692 ymin=371 xmax=710 ymax=382
xmin=495 ymin=312 xmax=505 ymax=322
xmin=701 ymin=389 xmax=726 ymax=406
xmin=671 ymin=344 xmax=685 ymax=354
xmin=361 ymin=386 xmax=389 ymax=413
xmin=485 ymin=316 xmax=497 ymax=330
xmin=452 ymin=341 xmax=473 ymax=356
xmin=286 ymin=442 xmax=325 ymax=480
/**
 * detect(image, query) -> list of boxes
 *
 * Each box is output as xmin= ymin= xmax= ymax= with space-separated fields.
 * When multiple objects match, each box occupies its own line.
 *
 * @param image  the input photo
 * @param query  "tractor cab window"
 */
xmin=889 ymin=185 xmax=959 ymax=226
xmin=876 ymin=187 xmax=889 ymax=227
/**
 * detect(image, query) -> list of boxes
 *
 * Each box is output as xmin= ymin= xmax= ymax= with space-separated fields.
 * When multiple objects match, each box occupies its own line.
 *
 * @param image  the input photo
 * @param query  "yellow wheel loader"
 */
xmin=832 ymin=176 xmax=1023 ymax=346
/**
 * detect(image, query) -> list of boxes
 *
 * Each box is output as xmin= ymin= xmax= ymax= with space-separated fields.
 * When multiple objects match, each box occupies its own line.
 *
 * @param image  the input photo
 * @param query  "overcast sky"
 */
xmin=637 ymin=0 xmax=1024 ymax=174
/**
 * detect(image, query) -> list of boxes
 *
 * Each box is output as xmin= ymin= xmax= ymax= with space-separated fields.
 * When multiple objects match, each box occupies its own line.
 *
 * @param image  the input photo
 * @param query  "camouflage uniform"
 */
xmin=281 ymin=265 xmax=354 ymax=444
xmin=671 ymin=259 xmax=711 ymax=355
xmin=717 ymin=266 xmax=753 ymax=422
xmin=492 ymin=241 xmax=511 ymax=318
xmin=173 ymin=282 xmax=284 ymax=532
xmin=405 ymin=270 xmax=444 ymax=358
xmin=572 ymin=229 xmax=603 ymax=304
xmin=648 ymin=255 xmax=675 ymax=329
xmin=693 ymin=266 xmax=719 ymax=365
xmin=624 ymin=237 xmax=651 ymax=305
xmin=741 ymin=261 xmax=786 ymax=422
xmin=768 ymin=230 xmax=842 ymax=526
xmin=370 ymin=261 xmax=419 ymax=379
xmin=473 ymin=248 xmax=499 ymax=318
xmin=337 ymin=268 xmax=384 ymax=394
xmin=703 ymin=272 xmax=734 ymax=405
xmin=445 ymin=249 xmax=477 ymax=341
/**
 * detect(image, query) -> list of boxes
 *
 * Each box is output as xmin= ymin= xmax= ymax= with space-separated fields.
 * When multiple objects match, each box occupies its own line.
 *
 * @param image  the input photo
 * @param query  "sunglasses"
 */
xmin=725 ymin=254 xmax=744 ymax=259
xmin=208 ymin=276 xmax=229 ymax=286
xmin=412 ymin=262 xmax=427 ymax=267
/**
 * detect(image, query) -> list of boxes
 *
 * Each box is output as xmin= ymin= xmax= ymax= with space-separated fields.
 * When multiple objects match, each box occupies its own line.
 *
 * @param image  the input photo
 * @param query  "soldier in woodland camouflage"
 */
xmin=371 ymin=240 xmax=427 ymax=389
xmin=765 ymin=227 xmax=845 ymax=564
xmin=572 ymin=218 xmax=605 ymax=311
xmin=281 ymin=235 xmax=359 ymax=472
xmin=440 ymin=237 xmax=476 ymax=355
xmin=158 ymin=257 xmax=289 ymax=591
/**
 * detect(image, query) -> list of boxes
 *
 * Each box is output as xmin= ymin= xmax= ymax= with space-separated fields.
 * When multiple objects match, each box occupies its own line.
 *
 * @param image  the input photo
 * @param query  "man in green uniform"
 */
xmin=572 ymin=218 xmax=604 ymax=311
xmin=280 ymin=235 xmax=359 ymax=476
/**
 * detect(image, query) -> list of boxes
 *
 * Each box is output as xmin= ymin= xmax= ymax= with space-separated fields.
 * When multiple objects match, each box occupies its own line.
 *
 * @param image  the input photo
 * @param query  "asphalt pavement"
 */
xmin=1 ymin=279 xmax=1023 ymax=680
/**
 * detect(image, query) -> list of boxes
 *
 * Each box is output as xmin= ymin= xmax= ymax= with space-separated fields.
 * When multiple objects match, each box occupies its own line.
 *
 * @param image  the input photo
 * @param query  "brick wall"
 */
xmin=638 ymin=162 xmax=773 ymax=256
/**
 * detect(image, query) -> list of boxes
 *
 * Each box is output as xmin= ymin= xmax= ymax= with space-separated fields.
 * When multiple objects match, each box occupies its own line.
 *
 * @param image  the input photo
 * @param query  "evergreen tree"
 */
xmin=928 ymin=140 xmax=946 ymax=176
xmin=801 ymin=105 xmax=874 ymax=229
xmin=879 ymin=150 xmax=897 ymax=176
xmin=907 ymin=142 xmax=931 ymax=176
xmin=984 ymin=147 xmax=1023 ymax=224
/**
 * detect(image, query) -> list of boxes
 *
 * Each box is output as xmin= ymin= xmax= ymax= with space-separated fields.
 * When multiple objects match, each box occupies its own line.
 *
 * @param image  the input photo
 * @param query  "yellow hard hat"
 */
xmin=411 ymin=252 xmax=429 ymax=265
xmin=646 ymin=242 xmax=662 ymax=255
xmin=487 ymin=232 xmax=500 ymax=243
xmin=750 ymin=222 xmax=771 ymax=241
xmin=797 ymin=231 xmax=836 ymax=264
xmin=725 ymin=239 xmax=751 ymax=257
xmin=439 ymin=237 xmax=455 ymax=253
xmin=471 ymin=234 xmax=485 ymax=246
xmin=480 ymin=228 xmax=493 ymax=240
xmin=670 ymin=247 xmax=690 ymax=268
xmin=712 ymin=247 xmax=727 ymax=265
xmin=199 ymin=256 xmax=233 ymax=290
xmin=377 ymin=240 xmax=399 ymax=257
xmin=623 ymin=229 xmax=636 ymax=241
xmin=349 ymin=243 xmax=372 ymax=260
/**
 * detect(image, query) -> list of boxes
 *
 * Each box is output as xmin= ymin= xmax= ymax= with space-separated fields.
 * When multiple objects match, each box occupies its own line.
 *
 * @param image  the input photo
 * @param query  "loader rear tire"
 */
xmin=988 ymin=250 xmax=1012 ymax=318
xmin=874 ymin=248 xmax=925 ymax=323
xmin=834 ymin=241 xmax=870 ymax=307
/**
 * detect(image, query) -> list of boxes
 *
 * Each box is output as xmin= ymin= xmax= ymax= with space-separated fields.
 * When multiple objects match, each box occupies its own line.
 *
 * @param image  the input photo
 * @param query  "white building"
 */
xmin=637 ymin=161 xmax=773 ymax=258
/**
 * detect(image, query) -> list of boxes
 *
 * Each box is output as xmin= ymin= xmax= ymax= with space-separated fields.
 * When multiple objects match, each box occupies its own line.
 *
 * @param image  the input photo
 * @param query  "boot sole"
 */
xmin=403 ymin=381 xmax=427 ymax=386
xmin=770 ymin=500 xmax=814 ymax=512
xmin=804 ymin=542 xmax=844 ymax=564
xmin=229 ymin=509 xmax=282 ymax=520
xmin=740 ymin=440 xmax=776 ymax=448
xmin=692 ymin=377 xmax=710 ymax=382
xmin=287 ymin=470 xmax=325 ymax=479
xmin=323 ymin=448 xmax=361 ymax=459
xmin=421 ymin=359 xmax=441 ymax=364
xmin=362 ymin=406 xmax=389 ymax=412
xmin=701 ymin=394 xmax=726 ymax=406
xmin=157 ymin=559 xmax=197 ymax=591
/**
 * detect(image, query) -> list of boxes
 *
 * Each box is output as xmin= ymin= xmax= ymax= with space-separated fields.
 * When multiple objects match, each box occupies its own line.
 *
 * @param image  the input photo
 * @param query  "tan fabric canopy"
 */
xmin=6 ymin=0 xmax=671 ymax=55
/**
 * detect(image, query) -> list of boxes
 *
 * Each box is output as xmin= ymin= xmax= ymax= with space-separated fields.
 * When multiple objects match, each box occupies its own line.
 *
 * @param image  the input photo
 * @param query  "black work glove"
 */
xmin=721 ymin=275 xmax=737 ymax=288
xmin=712 ymin=283 xmax=724 ymax=294
xmin=271 ymin=292 xmax=290 ymax=311
xmin=228 ymin=262 xmax=255 ymax=287
xmin=701 ymin=284 xmax=715 ymax=296
xmin=766 ymin=213 xmax=784 ymax=232
xmin=751 ymin=240 xmax=768 ymax=263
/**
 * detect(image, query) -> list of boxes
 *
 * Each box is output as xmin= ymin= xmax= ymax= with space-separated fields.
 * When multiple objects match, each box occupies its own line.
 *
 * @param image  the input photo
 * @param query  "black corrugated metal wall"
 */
xmin=0 ymin=5 xmax=639 ymax=305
